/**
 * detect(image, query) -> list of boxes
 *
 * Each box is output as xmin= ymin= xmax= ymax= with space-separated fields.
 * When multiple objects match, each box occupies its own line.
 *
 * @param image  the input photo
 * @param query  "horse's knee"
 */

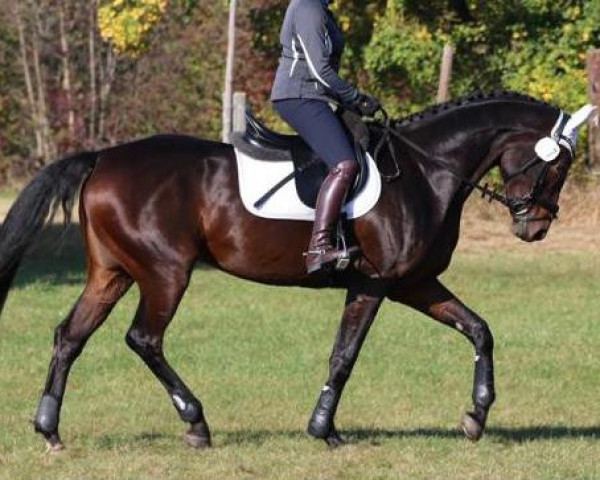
xmin=53 ymin=322 xmax=86 ymax=362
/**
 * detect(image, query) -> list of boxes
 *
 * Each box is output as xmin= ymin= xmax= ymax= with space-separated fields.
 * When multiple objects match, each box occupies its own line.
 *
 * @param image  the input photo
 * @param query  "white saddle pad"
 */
xmin=234 ymin=148 xmax=382 ymax=221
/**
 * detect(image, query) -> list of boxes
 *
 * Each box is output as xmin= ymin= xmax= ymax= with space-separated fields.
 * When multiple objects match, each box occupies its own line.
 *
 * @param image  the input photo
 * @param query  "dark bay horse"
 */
xmin=0 ymin=92 xmax=594 ymax=451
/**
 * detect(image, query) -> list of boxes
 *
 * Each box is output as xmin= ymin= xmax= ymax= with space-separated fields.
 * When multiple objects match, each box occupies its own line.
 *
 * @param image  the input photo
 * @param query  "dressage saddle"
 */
xmin=230 ymin=107 xmax=369 ymax=209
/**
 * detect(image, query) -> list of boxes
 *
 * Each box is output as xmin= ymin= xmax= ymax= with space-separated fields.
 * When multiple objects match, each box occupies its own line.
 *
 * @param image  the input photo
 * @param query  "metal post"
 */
xmin=222 ymin=0 xmax=237 ymax=143
xmin=437 ymin=44 xmax=454 ymax=103
xmin=233 ymin=91 xmax=247 ymax=133
xmin=587 ymin=49 xmax=600 ymax=172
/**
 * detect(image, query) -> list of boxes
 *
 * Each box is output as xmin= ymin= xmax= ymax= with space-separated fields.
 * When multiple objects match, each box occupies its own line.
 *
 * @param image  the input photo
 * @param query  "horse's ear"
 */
xmin=563 ymin=105 xmax=598 ymax=145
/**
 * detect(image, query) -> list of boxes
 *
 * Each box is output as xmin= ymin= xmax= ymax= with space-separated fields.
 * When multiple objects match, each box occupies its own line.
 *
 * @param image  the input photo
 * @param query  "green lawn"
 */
xmin=0 ymin=231 xmax=599 ymax=479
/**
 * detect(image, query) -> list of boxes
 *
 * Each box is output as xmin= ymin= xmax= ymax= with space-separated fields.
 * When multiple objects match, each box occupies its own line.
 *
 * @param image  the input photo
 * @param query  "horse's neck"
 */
xmin=373 ymin=99 xmax=559 ymax=270
xmin=403 ymin=101 xmax=558 ymax=195
xmin=385 ymin=99 xmax=559 ymax=254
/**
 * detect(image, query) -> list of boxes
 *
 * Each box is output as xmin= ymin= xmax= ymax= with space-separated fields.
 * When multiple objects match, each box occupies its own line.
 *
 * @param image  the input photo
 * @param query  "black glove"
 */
xmin=353 ymin=93 xmax=381 ymax=117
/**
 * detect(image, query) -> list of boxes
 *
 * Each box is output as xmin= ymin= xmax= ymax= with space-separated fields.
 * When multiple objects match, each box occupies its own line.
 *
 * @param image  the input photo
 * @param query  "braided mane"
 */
xmin=394 ymin=90 xmax=554 ymax=127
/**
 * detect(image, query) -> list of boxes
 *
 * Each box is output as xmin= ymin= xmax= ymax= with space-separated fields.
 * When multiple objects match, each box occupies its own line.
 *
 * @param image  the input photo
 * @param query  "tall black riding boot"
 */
xmin=305 ymin=160 xmax=360 ymax=274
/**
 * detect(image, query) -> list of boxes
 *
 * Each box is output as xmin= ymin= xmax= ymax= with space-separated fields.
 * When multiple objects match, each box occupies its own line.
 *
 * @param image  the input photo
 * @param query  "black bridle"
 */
xmin=500 ymin=154 xmax=559 ymax=222
xmin=372 ymin=108 xmax=572 ymax=222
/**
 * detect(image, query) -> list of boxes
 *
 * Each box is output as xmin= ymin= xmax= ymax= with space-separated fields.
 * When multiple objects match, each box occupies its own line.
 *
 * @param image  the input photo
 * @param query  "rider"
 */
xmin=270 ymin=0 xmax=380 ymax=274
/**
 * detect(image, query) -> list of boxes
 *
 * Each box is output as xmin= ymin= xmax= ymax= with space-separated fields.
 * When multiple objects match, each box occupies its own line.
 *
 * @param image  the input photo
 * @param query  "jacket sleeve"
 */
xmin=294 ymin=1 xmax=359 ymax=105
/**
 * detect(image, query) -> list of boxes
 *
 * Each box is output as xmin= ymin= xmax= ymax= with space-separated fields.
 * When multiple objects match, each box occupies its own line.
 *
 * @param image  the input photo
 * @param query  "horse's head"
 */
xmin=498 ymin=105 xmax=597 ymax=242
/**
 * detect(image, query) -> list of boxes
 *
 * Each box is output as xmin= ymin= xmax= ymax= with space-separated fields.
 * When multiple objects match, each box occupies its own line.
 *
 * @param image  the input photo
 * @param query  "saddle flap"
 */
xmin=234 ymin=147 xmax=382 ymax=222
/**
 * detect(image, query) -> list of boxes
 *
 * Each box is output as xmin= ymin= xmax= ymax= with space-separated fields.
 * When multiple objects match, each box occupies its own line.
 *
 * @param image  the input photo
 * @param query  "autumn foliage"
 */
xmin=0 ymin=0 xmax=598 ymax=183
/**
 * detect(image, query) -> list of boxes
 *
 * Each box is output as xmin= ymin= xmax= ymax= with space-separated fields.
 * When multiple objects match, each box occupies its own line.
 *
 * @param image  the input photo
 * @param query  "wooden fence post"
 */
xmin=233 ymin=92 xmax=247 ymax=133
xmin=222 ymin=0 xmax=237 ymax=144
xmin=587 ymin=49 xmax=600 ymax=172
xmin=437 ymin=44 xmax=454 ymax=103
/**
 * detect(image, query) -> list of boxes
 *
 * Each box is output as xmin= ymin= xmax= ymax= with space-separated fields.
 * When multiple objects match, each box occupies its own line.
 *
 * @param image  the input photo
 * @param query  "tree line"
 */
xmin=0 ymin=0 xmax=598 ymax=183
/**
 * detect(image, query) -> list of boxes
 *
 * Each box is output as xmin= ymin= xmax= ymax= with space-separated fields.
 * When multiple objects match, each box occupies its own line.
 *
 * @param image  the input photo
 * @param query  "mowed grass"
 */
xmin=0 ymin=229 xmax=599 ymax=479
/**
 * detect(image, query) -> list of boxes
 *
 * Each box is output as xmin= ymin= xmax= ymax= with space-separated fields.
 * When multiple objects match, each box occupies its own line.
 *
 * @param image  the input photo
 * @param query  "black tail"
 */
xmin=0 ymin=152 xmax=97 ymax=317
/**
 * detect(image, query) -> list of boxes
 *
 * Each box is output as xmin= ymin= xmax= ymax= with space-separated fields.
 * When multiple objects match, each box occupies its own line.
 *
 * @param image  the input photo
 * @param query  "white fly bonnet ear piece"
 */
xmin=535 ymin=137 xmax=561 ymax=162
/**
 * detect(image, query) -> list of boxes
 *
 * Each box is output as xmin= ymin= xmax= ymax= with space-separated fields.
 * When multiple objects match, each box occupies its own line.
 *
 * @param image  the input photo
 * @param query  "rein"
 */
xmin=371 ymin=108 xmax=569 ymax=220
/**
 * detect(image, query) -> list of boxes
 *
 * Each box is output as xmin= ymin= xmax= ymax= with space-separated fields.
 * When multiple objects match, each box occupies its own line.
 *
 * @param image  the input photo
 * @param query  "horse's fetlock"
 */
xmin=473 ymin=383 xmax=495 ymax=409
xmin=171 ymin=392 xmax=203 ymax=424
xmin=307 ymin=385 xmax=340 ymax=439
xmin=34 ymin=394 xmax=60 ymax=434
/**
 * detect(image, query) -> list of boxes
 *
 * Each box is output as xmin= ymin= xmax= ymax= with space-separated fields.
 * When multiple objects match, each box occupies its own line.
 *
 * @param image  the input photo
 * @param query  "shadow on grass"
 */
xmin=221 ymin=425 xmax=600 ymax=446
xmin=342 ymin=426 xmax=600 ymax=444
xmin=94 ymin=432 xmax=173 ymax=448
xmin=91 ymin=425 xmax=600 ymax=449
xmin=487 ymin=425 xmax=600 ymax=443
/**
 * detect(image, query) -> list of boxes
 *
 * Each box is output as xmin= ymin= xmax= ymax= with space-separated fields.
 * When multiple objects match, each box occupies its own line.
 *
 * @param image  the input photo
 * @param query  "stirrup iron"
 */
xmin=334 ymin=220 xmax=351 ymax=271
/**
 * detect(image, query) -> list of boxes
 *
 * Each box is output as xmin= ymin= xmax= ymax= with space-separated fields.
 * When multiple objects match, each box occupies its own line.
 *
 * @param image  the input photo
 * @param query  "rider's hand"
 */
xmin=353 ymin=93 xmax=381 ymax=118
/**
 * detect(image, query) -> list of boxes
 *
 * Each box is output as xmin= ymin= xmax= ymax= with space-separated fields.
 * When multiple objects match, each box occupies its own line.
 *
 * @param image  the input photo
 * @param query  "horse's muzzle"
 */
xmin=511 ymin=209 xmax=552 ymax=242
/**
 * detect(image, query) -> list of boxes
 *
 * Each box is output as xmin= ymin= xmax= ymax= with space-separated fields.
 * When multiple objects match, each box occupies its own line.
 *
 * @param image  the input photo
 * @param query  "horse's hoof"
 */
xmin=45 ymin=439 xmax=65 ymax=453
xmin=325 ymin=431 xmax=346 ymax=448
xmin=460 ymin=412 xmax=484 ymax=441
xmin=184 ymin=432 xmax=211 ymax=449
xmin=40 ymin=431 xmax=64 ymax=453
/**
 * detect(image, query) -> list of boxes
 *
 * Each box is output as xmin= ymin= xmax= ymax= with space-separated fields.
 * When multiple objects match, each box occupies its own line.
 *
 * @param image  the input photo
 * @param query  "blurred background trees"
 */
xmin=0 ymin=0 xmax=598 ymax=183
xmin=365 ymin=0 xmax=600 ymax=116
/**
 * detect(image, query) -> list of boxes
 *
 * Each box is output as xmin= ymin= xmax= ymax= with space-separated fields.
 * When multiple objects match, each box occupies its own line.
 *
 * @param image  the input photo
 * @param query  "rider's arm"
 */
xmin=294 ymin=1 xmax=359 ymax=106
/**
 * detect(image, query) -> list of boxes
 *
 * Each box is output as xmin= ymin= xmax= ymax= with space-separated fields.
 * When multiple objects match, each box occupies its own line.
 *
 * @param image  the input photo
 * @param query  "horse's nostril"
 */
xmin=532 ymin=229 xmax=548 ymax=241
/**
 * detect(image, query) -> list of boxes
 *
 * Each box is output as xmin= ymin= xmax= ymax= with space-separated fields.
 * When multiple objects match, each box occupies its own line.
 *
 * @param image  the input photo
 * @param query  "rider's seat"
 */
xmin=231 ymin=107 xmax=369 ymax=209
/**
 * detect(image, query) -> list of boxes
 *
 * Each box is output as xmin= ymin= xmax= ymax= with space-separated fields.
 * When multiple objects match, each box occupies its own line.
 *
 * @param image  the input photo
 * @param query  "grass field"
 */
xmin=0 ymin=224 xmax=599 ymax=480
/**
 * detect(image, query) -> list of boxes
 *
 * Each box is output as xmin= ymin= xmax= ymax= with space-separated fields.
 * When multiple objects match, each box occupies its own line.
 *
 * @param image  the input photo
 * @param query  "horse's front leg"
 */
xmin=388 ymin=278 xmax=495 ymax=441
xmin=308 ymin=281 xmax=384 ymax=447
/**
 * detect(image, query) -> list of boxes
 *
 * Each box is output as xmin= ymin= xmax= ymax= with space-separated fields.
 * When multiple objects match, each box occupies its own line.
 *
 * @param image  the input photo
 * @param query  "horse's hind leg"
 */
xmin=34 ymin=267 xmax=133 ymax=451
xmin=125 ymin=268 xmax=211 ymax=449
xmin=388 ymin=278 xmax=495 ymax=441
xmin=308 ymin=280 xmax=384 ymax=447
